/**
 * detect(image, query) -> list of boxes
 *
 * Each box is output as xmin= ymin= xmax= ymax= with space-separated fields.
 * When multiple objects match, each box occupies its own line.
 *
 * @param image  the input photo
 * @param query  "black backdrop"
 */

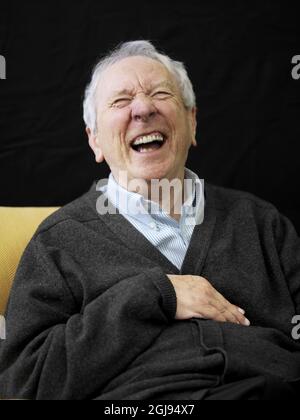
xmin=1 ymin=1 xmax=300 ymax=232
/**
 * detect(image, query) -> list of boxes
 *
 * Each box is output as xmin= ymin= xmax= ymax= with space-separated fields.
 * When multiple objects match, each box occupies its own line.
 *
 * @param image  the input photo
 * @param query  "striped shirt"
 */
xmin=99 ymin=168 xmax=205 ymax=270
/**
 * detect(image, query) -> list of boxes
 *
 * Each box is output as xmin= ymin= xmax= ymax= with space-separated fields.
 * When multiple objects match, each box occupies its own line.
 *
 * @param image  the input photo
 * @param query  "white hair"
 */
xmin=83 ymin=40 xmax=196 ymax=134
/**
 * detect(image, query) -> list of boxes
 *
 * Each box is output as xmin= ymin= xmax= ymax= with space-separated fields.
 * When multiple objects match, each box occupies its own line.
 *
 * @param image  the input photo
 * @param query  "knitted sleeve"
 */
xmin=0 ymin=233 xmax=177 ymax=400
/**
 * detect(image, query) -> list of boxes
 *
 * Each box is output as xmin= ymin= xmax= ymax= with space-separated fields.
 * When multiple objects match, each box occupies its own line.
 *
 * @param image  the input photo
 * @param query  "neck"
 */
xmin=117 ymin=168 xmax=186 ymax=222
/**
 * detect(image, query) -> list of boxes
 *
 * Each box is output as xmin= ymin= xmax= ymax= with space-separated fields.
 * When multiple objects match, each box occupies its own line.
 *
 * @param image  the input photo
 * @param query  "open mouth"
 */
xmin=130 ymin=132 xmax=166 ymax=154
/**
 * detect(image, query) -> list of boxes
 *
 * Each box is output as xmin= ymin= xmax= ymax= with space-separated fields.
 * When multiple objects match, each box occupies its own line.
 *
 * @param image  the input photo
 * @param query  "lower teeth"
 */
xmin=139 ymin=146 xmax=157 ymax=153
xmin=136 ymin=142 xmax=163 ymax=153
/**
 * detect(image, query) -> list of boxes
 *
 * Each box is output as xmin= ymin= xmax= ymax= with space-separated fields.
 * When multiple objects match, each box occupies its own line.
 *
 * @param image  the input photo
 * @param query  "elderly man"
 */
xmin=0 ymin=41 xmax=299 ymax=400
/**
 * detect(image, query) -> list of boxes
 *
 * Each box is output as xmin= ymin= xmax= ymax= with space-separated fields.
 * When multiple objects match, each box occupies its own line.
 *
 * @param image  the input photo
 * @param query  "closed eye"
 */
xmin=152 ymin=91 xmax=172 ymax=99
xmin=112 ymin=98 xmax=132 ymax=108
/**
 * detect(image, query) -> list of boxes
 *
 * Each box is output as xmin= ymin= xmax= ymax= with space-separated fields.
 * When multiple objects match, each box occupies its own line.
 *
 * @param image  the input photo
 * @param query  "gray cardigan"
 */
xmin=0 ymin=183 xmax=300 ymax=400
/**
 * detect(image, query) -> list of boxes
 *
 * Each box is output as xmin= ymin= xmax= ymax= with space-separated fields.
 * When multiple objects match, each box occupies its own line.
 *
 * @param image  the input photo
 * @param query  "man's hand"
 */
xmin=167 ymin=275 xmax=250 ymax=326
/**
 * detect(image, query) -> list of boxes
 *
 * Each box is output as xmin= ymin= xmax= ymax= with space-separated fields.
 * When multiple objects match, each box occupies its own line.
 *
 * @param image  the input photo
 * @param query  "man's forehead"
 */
xmin=98 ymin=57 xmax=177 ymax=95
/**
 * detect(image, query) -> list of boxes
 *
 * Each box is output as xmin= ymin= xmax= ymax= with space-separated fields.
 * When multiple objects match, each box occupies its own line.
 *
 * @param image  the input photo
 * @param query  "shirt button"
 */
xmin=149 ymin=222 xmax=160 ymax=231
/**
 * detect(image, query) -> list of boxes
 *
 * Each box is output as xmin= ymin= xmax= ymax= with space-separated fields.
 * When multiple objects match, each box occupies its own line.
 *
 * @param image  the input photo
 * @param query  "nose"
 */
xmin=131 ymin=94 xmax=157 ymax=122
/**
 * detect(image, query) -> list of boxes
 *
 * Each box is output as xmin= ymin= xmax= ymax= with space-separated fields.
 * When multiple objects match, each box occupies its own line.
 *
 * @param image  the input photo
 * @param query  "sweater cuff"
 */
xmin=146 ymin=267 xmax=177 ymax=320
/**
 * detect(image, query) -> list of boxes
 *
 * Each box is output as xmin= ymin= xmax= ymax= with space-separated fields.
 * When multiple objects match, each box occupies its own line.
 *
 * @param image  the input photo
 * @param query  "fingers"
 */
xmin=194 ymin=307 xmax=228 ymax=323
xmin=198 ymin=304 xmax=239 ymax=325
xmin=195 ymin=304 xmax=250 ymax=326
xmin=200 ymin=285 xmax=250 ymax=326
xmin=169 ymin=274 xmax=251 ymax=326
xmin=214 ymin=291 xmax=250 ymax=326
xmin=235 ymin=307 xmax=251 ymax=326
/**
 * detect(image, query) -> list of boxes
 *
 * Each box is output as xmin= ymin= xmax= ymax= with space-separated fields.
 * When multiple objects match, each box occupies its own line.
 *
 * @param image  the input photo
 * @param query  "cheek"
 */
xmin=98 ymin=117 xmax=131 ymax=158
xmin=110 ymin=110 xmax=131 ymax=134
xmin=159 ymin=99 xmax=186 ymax=124
xmin=99 ymin=110 xmax=130 ymax=137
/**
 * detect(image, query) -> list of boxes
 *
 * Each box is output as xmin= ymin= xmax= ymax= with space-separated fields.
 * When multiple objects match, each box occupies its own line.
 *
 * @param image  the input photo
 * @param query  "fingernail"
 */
xmin=244 ymin=318 xmax=251 ymax=326
xmin=238 ymin=308 xmax=245 ymax=315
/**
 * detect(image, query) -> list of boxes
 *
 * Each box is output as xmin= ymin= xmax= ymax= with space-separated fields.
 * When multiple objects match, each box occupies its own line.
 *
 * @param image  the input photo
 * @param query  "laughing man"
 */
xmin=0 ymin=41 xmax=300 ymax=400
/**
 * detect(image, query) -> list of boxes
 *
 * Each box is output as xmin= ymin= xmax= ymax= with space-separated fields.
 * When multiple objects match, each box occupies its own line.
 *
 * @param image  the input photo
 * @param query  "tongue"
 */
xmin=137 ymin=141 xmax=162 ymax=153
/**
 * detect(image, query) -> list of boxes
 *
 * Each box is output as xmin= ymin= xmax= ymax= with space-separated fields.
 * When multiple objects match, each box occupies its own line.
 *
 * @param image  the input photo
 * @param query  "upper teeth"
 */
xmin=132 ymin=133 xmax=164 ymax=147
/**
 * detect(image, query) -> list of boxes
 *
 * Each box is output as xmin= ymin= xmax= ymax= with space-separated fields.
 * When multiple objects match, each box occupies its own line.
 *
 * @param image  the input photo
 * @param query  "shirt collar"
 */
xmin=102 ymin=168 xmax=205 ymax=228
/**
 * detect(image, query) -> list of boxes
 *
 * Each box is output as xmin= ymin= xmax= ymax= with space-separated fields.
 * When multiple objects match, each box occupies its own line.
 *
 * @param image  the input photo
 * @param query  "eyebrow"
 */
xmin=111 ymin=81 xmax=175 ymax=97
xmin=151 ymin=81 xmax=175 ymax=90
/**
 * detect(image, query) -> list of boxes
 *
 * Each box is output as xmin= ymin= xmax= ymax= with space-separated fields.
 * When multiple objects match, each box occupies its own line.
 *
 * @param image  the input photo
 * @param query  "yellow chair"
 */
xmin=0 ymin=207 xmax=59 ymax=315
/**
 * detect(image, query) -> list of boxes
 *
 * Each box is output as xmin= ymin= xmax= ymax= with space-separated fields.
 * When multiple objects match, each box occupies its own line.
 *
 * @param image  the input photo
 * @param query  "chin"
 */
xmin=136 ymin=167 xmax=170 ymax=182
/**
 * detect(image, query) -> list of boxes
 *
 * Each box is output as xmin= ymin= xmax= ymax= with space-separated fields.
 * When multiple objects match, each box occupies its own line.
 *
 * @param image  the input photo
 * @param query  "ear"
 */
xmin=86 ymin=127 xmax=105 ymax=163
xmin=189 ymin=107 xmax=198 ymax=147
